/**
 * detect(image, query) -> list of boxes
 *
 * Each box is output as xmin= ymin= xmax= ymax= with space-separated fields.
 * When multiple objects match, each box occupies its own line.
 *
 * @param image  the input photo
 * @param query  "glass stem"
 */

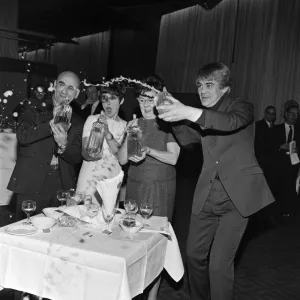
xmin=27 ymin=213 xmax=30 ymax=224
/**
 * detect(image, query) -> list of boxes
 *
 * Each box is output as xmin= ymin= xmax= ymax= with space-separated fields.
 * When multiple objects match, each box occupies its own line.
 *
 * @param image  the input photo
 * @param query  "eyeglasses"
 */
xmin=137 ymin=97 xmax=155 ymax=105
xmin=288 ymin=112 xmax=299 ymax=117
xmin=101 ymin=95 xmax=118 ymax=104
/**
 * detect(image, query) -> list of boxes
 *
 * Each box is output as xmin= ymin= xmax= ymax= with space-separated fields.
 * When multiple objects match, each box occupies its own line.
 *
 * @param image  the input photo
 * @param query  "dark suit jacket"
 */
xmin=268 ymin=123 xmax=300 ymax=172
xmin=173 ymin=94 xmax=275 ymax=217
xmin=7 ymin=98 xmax=83 ymax=197
xmin=254 ymin=119 xmax=274 ymax=170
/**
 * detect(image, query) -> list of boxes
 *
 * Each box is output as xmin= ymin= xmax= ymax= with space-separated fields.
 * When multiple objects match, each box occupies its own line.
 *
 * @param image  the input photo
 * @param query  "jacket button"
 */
xmin=216 ymin=161 xmax=219 ymax=164
xmin=210 ymin=180 xmax=213 ymax=183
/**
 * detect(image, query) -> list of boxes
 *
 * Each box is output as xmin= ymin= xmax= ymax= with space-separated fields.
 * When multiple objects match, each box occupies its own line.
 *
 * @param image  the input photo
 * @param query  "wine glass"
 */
xmin=140 ymin=201 xmax=154 ymax=227
xmin=124 ymin=199 xmax=138 ymax=216
xmin=121 ymin=214 xmax=136 ymax=240
xmin=74 ymin=192 xmax=86 ymax=204
xmin=22 ymin=200 xmax=36 ymax=225
xmin=66 ymin=189 xmax=77 ymax=207
xmin=101 ymin=205 xmax=116 ymax=233
xmin=57 ymin=190 xmax=67 ymax=207
xmin=84 ymin=195 xmax=92 ymax=205
xmin=85 ymin=203 xmax=100 ymax=229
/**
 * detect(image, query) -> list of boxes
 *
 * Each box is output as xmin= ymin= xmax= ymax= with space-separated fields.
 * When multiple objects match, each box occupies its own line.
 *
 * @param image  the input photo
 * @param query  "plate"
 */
xmin=5 ymin=224 xmax=38 ymax=236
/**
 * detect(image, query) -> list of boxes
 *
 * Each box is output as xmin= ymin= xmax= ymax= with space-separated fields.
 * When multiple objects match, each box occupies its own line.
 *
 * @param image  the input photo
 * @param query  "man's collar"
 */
xmin=264 ymin=119 xmax=272 ymax=127
xmin=285 ymin=122 xmax=294 ymax=128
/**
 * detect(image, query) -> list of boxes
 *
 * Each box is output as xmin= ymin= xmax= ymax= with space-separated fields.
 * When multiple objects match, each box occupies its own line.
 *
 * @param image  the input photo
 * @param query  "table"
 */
xmin=0 ymin=216 xmax=184 ymax=300
xmin=0 ymin=133 xmax=17 ymax=206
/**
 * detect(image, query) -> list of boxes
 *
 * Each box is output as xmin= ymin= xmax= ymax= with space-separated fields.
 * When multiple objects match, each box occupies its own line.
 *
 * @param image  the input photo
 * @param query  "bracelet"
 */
xmin=57 ymin=142 xmax=68 ymax=154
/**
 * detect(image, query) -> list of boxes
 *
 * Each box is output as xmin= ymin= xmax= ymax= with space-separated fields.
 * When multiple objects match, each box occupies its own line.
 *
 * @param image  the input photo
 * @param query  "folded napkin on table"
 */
xmin=96 ymin=171 xmax=124 ymax=215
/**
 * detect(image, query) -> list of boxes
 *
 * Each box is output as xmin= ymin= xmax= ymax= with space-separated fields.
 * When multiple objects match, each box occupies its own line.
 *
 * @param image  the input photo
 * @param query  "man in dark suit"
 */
xmin=8 ymin=71 xmax=83 ymax=220
xmin=76 ymin=85 xmax=102 ymax=120
xmin=268 ymin=102 xmax=300 ymax=218
xmin=255 ymin=105 xmax=276 ymax=169
xmin=158 ymin=62 xmax=275 ymax=300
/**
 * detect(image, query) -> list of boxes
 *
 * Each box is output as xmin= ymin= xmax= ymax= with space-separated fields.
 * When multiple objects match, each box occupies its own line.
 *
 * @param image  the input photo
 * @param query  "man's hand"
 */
xmin=157 ymin=95 xmax=201 ymax=122
xmin=279 ymin=143 xmax=289 ymax=151
xmin=50 ymin=120 xmax=69 ymax=147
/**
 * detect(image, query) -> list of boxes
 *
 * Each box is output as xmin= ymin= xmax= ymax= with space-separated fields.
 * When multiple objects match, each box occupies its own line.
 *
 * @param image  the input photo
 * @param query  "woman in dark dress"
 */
xmin=120 ymin=75 xmax=180 ymax=221
xmin=119 ymin=75 xmax=180 ymax=300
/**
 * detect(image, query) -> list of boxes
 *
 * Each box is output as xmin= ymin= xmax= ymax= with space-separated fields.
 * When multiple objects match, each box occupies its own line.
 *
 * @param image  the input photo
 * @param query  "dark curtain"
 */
xmin=0 ymin=0 xmax=18 ymax=59
xmin=156 ymin=0 xmax=300 ymax=122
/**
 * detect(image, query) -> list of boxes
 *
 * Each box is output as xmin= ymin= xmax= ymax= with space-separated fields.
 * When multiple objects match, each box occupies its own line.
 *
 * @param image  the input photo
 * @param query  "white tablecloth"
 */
xmin=0 ymin=133 xmax=17 ymax=206
xmin=0 ymin=216 xmax=184 ymax=300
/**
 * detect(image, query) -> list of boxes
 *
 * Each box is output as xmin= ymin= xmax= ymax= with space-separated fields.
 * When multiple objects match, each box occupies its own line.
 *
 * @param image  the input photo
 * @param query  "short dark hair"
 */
xmin=135 ymin=75 xmax=165 ymax=97
xmin=285 ymin=104 xmax=299 ymax=113
xmin=196 ymin=62 xmax=231 ymax=89
xmin=265 ymin=105 xmax=276 ymax=113
xmin=101 ymin=82 xmax=126 ymax=99
xmin=284 ymin=100 xmax=299 ymax=111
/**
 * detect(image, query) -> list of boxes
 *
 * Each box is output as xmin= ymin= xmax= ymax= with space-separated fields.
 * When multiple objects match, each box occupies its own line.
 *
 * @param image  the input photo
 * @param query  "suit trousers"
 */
xmin=15 ymin=167 xmax=62 ymax=221
xmin=186 ymin=178 xmax=248 ymax=300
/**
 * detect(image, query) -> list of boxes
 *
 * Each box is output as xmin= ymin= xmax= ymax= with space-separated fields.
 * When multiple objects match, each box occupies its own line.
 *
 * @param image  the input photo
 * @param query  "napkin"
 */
xmin=55 ymin=206 xmax=125 ymax=225
xmin=139 ymin=216 xmax=170 ymax=236
xmin=57 ymin=205 xmax=103 ymax=224
xmin=289 ymin=141 xmax=299 ymax=165
xmin=96 ymin=171 xmax=124 ymax=215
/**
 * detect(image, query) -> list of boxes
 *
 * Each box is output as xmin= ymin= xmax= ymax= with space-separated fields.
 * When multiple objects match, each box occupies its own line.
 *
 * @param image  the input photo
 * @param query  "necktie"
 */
xmin=287 ymin=125 xmax=293 ymax=143
xmin=269 ymin=122 xmax=274 ymax=128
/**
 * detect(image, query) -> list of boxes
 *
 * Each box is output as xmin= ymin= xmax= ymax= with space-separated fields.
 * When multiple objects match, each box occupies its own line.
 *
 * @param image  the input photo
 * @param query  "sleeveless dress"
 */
xmin=76 ymin=114 xmax=126 ymax=204
xmin=126 ymin=118 xmax=177 ymax=221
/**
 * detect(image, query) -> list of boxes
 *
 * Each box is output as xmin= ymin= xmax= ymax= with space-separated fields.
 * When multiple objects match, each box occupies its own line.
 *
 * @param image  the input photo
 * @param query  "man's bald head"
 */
xmin=54 ymin=71 xmax=81 ymax=104
xmin=57 ymin=71 xmax=80 ymax=89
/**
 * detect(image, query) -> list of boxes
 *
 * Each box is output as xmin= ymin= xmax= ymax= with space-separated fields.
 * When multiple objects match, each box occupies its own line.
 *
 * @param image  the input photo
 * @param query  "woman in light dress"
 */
xmin=76 ymin=83 xmax=127 ymax=204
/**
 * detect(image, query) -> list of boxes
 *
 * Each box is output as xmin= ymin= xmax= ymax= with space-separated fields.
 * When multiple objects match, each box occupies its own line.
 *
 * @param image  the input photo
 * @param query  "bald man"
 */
xmin=8 ymin=71 xmax=84 ymax=220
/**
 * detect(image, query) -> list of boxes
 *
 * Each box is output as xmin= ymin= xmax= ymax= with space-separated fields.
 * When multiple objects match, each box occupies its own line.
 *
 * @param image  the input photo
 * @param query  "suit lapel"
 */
xmin=201 ymin=95 xmax=230 ymax=147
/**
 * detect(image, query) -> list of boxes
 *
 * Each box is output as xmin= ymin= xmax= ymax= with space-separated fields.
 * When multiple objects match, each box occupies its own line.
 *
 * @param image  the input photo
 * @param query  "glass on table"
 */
xmin=139 ymin=201 xmax=154 ymax=227
xmin=84 ymin=195 xmax=92 ymax=205
xmin=66 ymin=189 xmax=77 ymax=206
xmin=57 ymin=190 xmax=68 ymax=207
xmin=22 ymin=200 xmax=36 ymax=225
xmin=124 ymin=199 xmax=138 ymax=215
xmin=121 ymin=214 xmax=136 ymax=240
xmin=74 ymin=191 xmax=86 ymax=204
xmin=101 ymin=205 xmax=116 ymax=233
xmin=85 ymin=203 xmax=99 ymax=219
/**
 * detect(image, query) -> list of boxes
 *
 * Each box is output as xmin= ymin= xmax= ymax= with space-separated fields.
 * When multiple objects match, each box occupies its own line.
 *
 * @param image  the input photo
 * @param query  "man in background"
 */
xmin=79 ymin=85 xmax=101 ymax=119
xmin=255 ymin=105 xmax=276 ymax=190
xmin=269 ymin=101 xmax=300 ymax=220
xmin=8 ymin=71 xmax=83 ymax=220
xmin=13 ymin=84 xmax=48 ymax=118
